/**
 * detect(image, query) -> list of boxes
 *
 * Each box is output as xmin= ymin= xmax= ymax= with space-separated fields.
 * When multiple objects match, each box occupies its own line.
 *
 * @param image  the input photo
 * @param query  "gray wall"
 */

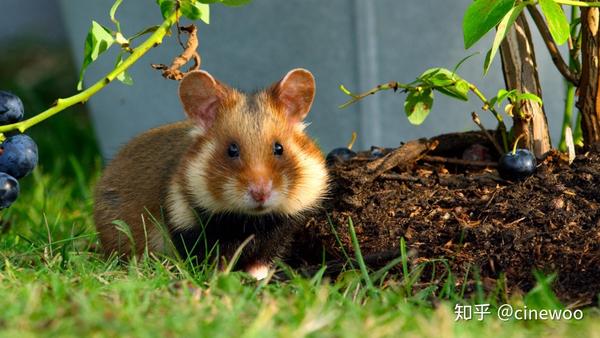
xmin=0 ymin=1 xmax=65 ymax=42
xmin=4 ymin=1 xmax=569 ymax=158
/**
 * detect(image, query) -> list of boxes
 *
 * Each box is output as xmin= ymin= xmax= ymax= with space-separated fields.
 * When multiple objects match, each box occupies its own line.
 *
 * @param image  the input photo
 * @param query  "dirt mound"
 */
xmin=291 ymin=135 xmax=600 ymax=305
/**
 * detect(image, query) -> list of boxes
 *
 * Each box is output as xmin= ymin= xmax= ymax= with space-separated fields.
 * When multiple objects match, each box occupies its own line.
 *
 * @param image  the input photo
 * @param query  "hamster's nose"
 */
xmin=248 ymin=180 xmax=272 ymax=204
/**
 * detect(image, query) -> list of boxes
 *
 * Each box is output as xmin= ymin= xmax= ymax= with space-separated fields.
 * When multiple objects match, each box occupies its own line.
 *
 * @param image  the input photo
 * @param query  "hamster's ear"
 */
xmin=179 ymin=70 xmax=225 ymax=132
xmin=271 ymin=68 xmax=316 ymax=124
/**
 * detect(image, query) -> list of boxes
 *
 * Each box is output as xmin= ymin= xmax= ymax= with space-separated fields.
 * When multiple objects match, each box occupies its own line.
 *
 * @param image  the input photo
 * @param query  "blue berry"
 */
xmin=0 ymin=173 xmax=19 ymax=209
xmin=0 ymin=91 xmax=24 ymax=125
xmin=0 ymin=134 xmax=38 ymax=179
xmin=326 ymin=147 xmax=357 ymax=166
xmin=370 ymin=146 xmax=385 ymax=159
xmin=498 ymin=149 xmax=536 ymax=181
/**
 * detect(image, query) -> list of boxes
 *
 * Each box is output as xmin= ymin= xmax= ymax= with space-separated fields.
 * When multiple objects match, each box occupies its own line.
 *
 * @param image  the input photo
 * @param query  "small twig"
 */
xmin=561 ymin=5 xmax=581 ymax=151
xmin=421 ymin=155 xmax=498 ymax=168
xmin=471 ymin=112 xmax=504 ymax=154
xmin=367 ymin=139 xmax=439 ymax=179
xmin=468 ymin=84 xmax=509 ymax=152
xmin=527 ymin=5 xmax=580 ymax=86
xmin=151 ymin=24 xmax=201 ymax=81
xmin=505 ymin=217 xmax=526 ymax=227
xmin=339 ymin=81 xmax=407 ymax=109
xmin=175 ymin=0 xmax=185 ymax=49
xmin=566 ymin=6 xmax=582 ymax=73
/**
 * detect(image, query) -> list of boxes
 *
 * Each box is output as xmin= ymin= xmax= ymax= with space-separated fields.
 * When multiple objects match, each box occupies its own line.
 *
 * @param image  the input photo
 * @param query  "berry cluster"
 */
xmin=0 ymin=91 xmax=39 ymax=209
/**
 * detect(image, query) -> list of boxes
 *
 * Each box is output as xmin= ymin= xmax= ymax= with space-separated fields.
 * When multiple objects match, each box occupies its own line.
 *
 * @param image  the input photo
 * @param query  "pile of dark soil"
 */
xmin=291 ymin=132 xmax=600 ymax=305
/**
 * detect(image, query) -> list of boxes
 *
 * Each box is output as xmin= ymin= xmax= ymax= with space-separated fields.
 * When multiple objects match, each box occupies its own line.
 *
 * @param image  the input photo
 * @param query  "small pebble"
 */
xmin=550 ymin=198 xmax=565 ymax=210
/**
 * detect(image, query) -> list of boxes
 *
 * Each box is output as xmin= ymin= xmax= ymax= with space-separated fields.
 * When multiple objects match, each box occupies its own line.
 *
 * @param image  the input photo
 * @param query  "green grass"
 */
xmin=1 ymin=169 xmax=599 ymax=337
xmin=0 ymin=127 xmax=596 ymax=337
xmin=0 ymin=40 xmax=598 ymax=337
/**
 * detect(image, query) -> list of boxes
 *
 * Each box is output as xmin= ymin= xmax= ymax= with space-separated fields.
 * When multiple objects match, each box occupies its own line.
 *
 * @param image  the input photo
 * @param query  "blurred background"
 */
xmin=2 ymin=0 xmax=568 ymax=162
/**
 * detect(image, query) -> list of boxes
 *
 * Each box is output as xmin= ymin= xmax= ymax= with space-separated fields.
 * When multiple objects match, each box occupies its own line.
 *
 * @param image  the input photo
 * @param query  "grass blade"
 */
xmin=347 ymin=217 xmax=375 ymax=294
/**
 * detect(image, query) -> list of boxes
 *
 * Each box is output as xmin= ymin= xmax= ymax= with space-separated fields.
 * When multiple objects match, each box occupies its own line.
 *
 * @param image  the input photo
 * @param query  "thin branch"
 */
xmin=560 ymin=6 xmax=580 ymax=151
xmin=471 ymin=112 xmax=504 ymax=154
xmin=151 ymin=24 xmax=201 ymax=80
xmin=468 ymin=84 xmax=509 ymax=152
xmin=0 ymin=11 xmax=180 ymax=133
xmin=339 ymin=82 xmax=407 ymax=109
xmin=527 ymin=5 xmax=580 ymax=86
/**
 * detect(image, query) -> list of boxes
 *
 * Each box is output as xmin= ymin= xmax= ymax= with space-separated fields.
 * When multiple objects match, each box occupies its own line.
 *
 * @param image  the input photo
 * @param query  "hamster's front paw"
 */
xmin=245 ymin=262 xmax=271 ymax=280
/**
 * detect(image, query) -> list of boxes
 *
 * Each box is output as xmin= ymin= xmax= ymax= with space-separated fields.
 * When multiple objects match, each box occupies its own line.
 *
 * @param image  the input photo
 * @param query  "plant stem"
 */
xmin=340 ymin=78 xmax=509 ymax=152
xmin=468 ymin=84 xmax=509 ymax=152
xmin=512 ymin=133 xmax=526 ymax=154
xmin=471 ymin=112 xmax=504 ymax=154
xmin=560 ymin=85 xmax=577 ymax=151
xmin=527 ymin=5 xmax=579 ymax=85
xmin=560 ymin=6 xmax=580 ymax=151
xmin=346 ymin=131 xmax=357 ymax=150
xmin=574 ymin=109 xmax=584 ymax=146
xmin=0 ymin=11 xmax=179 ymax=134
xmin=339 ymin=82 xmax=408 ymax=109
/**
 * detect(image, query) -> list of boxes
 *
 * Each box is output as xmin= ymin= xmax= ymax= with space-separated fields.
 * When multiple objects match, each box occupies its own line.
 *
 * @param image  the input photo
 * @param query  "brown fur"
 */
xmin=94 ymin=121 xmax=196 ymax=256
xmin=94 ymin=69 xmax=329 ymax=270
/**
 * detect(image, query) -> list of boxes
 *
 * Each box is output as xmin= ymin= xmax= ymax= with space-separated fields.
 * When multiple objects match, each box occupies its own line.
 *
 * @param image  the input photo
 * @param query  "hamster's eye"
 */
xmin=273 ymin=142 xmax=284 ymax=156
xmin=228 ymin=143 xmax=240 ymax=158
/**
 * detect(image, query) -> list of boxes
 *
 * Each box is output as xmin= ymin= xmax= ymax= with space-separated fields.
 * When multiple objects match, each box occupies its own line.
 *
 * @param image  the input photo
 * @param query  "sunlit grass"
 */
xmin=0 ymin=40 xmax=598 ymax=337
xmin=0 ymin=159 xmax=597 ymax=337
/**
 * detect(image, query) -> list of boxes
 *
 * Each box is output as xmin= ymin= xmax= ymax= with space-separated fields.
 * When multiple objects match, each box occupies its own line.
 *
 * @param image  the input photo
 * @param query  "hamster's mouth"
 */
xmin=245 ymin=204 xmax=274 ymax=215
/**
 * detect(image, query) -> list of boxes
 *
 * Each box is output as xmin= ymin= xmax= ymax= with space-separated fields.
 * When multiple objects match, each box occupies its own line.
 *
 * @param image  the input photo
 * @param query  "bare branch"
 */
xmin=471 ymin=112 xmax=504 ymax=155
xmin=527 ymin=5 xmax=580 ymax=86
xmin=151 ymin=24 xmax=201 ymax=81
xmin=339 ymin=82 xmax=404 ymax=109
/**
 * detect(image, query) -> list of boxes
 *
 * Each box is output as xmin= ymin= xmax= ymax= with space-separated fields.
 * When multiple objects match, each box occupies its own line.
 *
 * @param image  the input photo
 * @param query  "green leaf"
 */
xmin=77 ymin=21 xmax=115 ymax=90
xmin=483 ymin=4 xmax=525 ymax=74
xmin=516 ymin=92 xmax=543 ymax=105
xmin=420 ymin=68 xmax=452 ymax=87
xmin=404 ymin=89 xmax=433 ymax=125
xmin=490 ymin=88 xmax=514 ymax=107
xmin=463 ymin=0 xmax=516 ymax=49
xmin=115 ymin=53 xmax=134 ymax=86
xmin=539 ymin=0 xmax=570 ymax=45
xmin=156 ymin=0 xmax=176 ymax=19
xmin=181 ymin=0 xmax=210 ymax=24
xmin=454 ymin=79 xmax=470 ymax=100
xmin=419 ymin=68 xmax=469 ymax=101
xmin=453 ymin=52 xmax=479 ymax=73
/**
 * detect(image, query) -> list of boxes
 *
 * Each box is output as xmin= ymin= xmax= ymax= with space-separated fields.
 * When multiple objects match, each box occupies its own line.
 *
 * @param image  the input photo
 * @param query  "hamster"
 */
xmin=93 ymin=68 xmax=329 ymax=279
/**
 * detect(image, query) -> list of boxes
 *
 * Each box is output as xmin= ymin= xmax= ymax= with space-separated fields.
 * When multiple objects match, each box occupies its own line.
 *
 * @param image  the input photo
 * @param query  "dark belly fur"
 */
xmin=169 ymin=209 xmax=300 ymax=269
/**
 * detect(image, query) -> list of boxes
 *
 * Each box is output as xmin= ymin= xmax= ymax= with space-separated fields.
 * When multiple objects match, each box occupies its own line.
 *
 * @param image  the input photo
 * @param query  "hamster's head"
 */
xmin=178 ymin=69 xmax=328 ymax=216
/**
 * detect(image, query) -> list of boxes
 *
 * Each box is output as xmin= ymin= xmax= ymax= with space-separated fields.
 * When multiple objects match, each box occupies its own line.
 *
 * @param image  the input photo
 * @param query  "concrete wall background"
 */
xmin=3 ymin=1 xmax=569 ymax=159
xmin=0 ymin=1 xmax=65 ymax=42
